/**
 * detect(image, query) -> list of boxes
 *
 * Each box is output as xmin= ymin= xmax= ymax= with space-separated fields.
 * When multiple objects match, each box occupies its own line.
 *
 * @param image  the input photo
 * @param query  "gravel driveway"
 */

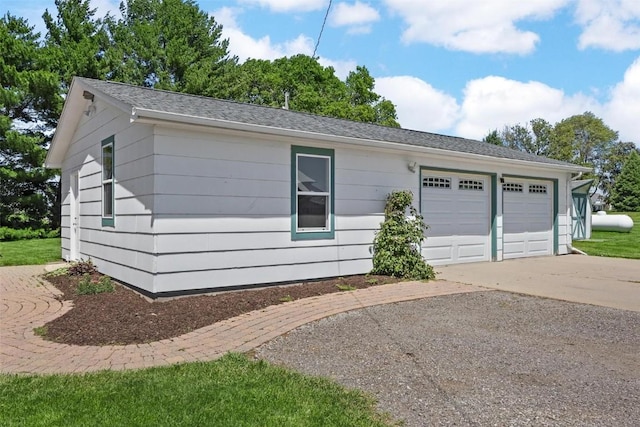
xmin=256 ymin=291 xmax=639 ymax=426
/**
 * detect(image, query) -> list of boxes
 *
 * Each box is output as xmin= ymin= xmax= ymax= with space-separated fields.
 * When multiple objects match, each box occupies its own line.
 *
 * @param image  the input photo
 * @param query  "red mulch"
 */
xmin=42 ymin=273 xmax=401 ymax=346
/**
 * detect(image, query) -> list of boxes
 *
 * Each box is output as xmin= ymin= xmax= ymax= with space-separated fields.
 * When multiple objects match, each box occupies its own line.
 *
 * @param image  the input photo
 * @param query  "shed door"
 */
xmin=572 ymin=194 xmax=587 ymax=240
xmin=503 ymin=180 xmax=553 ymax=259
xmin=420 ymin=172 xmax=491 ymax=265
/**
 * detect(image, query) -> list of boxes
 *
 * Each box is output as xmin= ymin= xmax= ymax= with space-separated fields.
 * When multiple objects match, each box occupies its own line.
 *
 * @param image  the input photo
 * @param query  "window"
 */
xmin=101 ymin=136 xmax=114 ymax=226
xmin=291 ymin=146 xmax=334 ymax=240
xmin=529 ymin=184 xmax=547 ymax=194
xmin=423 ymin=177 xmax=451 ymax=188
xmin=503 ymin=183 xmax=523 ymax=192
xmin=459 ymin=179 xmax=484 ymax=191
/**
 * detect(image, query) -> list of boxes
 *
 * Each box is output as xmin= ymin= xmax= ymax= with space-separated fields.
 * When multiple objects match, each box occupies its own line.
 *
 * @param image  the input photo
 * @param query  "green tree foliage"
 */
xmin=483 ymin=118 xmax=552 ymax=155
xmin=483 ymin=113 xmax=629 ymax=197
xmin=610 ymin=150 xmax=640 ymax=211
xmin=103 ymin=0 xmax=234 ymax=92
xmin=599 ymin=141 xmax=640 ymax=204
xmin=482 ymin=129 xmax=502 ymax=146
xmin=550 ymin=112 xmax=618 ymax=168
xmin=371 ymin=191 xmax=435 ymax=280
xmin=224 ymin=56 xmax=399 ymax=126
xmin=42 ymin=0 xmax=108 ymax=89
xmin=0 ymin=14 xmax=62 ymax=229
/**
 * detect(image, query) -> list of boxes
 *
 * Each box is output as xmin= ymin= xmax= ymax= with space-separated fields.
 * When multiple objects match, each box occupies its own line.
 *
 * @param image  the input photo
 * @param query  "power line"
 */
xmin=313 ymin=0 xmax=332 ymax=59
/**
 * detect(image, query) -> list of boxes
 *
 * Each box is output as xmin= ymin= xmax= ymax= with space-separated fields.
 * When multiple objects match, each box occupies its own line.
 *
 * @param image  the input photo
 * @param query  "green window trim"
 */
xmin=101 ymin=135 xmax=115 ymax=227
xmin=291 ymin=145 xmax=335 ymax=240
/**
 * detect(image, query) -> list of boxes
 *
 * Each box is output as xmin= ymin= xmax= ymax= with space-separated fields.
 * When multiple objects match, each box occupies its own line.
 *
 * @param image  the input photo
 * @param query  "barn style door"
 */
xmin=572 ymin=194 xmax=587 ymax=240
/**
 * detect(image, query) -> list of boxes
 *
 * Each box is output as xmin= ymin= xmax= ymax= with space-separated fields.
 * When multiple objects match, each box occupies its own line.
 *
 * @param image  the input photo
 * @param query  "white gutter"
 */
xmin=131 ymin=107 xmax=592 ymax=174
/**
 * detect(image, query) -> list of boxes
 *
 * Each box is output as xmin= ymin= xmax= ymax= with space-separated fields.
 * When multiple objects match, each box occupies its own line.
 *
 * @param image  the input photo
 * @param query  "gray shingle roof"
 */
xmin=80 ymin=77 xmax=581 ymax=168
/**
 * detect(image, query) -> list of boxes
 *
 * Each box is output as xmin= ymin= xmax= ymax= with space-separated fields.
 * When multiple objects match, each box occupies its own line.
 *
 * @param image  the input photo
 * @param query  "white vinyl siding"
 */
xmin=59 ymin=101 xmax=155 ymax=290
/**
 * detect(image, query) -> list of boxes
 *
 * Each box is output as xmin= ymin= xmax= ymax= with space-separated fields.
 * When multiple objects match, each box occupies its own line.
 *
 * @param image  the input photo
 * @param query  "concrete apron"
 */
xmin=436 ymin=254 xmax=640 ymax=312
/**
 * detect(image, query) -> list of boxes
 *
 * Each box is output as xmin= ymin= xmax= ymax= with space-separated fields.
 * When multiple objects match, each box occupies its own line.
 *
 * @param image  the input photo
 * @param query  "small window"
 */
xmin=291 ymin=146 xmax=334 ymax=240
xmin=459 ymin=179 xmax=484 ymax=191
xmin=503 ymin=183 xmax=523 ymax=192
xmin=423 ymin=177 xmax=451 ymax=188
xmin=101 ymin=136 xmax=115 ymax=226
xmin=529 ymin=184 xmax=547 ymax=194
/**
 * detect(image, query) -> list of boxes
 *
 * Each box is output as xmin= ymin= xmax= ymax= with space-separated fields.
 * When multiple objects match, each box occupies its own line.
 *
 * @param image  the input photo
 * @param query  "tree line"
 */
xmin=483 ymin=113 xmax=640 ymax=210
xmin=1 ymin=0 xmax=399 ymax=233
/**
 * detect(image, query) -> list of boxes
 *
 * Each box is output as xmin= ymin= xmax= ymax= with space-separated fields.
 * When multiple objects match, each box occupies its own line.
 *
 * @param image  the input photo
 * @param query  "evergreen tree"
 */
xmin=0 ymin=14 xmax=62 ymax=229
xmin=610 ymin=150 xmax=640 ymax=212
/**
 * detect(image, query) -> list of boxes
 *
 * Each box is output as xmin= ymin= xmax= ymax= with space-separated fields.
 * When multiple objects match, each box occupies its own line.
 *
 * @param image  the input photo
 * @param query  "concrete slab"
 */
xmin=436 ymin=255 xmax=640 ymax=312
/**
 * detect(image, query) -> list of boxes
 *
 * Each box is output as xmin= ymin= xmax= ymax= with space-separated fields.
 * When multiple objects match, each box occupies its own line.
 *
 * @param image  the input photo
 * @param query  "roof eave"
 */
xmin=45 ymin=77 xmax=135 ymax=168
xmin=132 ymin=107 xmax=592 ymax=173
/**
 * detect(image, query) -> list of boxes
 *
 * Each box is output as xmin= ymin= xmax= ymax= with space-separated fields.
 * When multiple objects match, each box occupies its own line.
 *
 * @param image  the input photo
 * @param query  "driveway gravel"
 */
xmin=256 ymin=291 xmax=640 ymax=426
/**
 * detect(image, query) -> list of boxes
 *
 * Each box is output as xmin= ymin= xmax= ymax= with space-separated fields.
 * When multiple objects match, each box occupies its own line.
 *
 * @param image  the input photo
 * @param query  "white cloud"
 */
xmin=216 ymin=7 xmax=314 ymax=60
xmin=603 ymin=57 xmax=640 ymax=142
xmin=318 ymin=57 xmax=358 ymax=80
xmin=330 ymin=1 xmax=380 ymax=34
xmin=238 ymin=0 xmax=327 ymax=13
xmin=455 ymin=76 xmax=597 ymax=139
xmin=383 ymin=0 xmax=569 ymax=54
xmin=575 ymin=0 xmax=640 ymax=51
xmin=214 ymin=6 xmax=356 ymax=79
xmin=375 ymin=76 xmax=460 ymax=132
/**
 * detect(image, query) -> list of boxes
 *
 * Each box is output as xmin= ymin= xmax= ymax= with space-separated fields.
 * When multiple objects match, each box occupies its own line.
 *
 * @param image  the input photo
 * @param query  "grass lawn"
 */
xmin=0 ymin=238 xmax=61 ymax=266
xmin=0 ymin=353 xmax=392 ymax=427
xmin=572 ymin=212 xmax=640 ymax=259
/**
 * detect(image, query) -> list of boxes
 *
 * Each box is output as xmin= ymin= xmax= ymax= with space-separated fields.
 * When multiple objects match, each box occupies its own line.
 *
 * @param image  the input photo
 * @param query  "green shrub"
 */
xmin=0 ymin=227 xmax=60 ymax=241
xmin=371 ymin=190 xmax=435 ymax=280
xmin=76 ymin=274 xmax=115 ymax=295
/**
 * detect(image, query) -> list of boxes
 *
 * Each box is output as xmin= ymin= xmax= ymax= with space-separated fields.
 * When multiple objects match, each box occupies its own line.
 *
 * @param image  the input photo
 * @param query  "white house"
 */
xmin=45 ymin=77 xmax=590 ymax=297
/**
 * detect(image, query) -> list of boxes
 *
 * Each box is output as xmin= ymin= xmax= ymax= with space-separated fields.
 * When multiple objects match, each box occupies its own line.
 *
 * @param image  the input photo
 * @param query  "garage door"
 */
xmin=503 ymin=180 xmax=553 ymax=259
xmin=420 ymin=172 xmax=491 ymax=265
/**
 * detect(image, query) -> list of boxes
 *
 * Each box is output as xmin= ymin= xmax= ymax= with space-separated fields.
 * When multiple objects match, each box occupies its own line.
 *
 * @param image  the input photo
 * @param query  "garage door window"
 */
xmin=503 ymin=183 xmax=523 ymax=192
xmin=459 ymin=179 xmax=484 ymax=190
xmin=423 ymin=177 xmax=451 ymax=188
xmin=529 ymin=184 xmax=547 ymax=194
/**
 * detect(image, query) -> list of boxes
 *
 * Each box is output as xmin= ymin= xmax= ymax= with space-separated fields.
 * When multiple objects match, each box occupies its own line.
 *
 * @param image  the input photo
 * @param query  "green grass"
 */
xmin=573 ymin=212 xmax=640 ymax=259
xmin=0 ymin=238 xmax=61 ymax=266
xmin=0 ymin=353 xmax=392 ymax=427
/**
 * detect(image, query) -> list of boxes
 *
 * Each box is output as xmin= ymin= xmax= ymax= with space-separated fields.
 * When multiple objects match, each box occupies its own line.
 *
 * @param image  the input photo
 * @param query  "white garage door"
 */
xmin=420 ymin=172 xmax=491 ymax=265
xmin=503 ymin=180 xmax=553 ymax=259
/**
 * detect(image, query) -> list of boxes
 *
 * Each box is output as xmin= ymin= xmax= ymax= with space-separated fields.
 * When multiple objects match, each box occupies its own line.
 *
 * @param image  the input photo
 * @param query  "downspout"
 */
xmin=566 ymin=243 xmax=587 ymax=255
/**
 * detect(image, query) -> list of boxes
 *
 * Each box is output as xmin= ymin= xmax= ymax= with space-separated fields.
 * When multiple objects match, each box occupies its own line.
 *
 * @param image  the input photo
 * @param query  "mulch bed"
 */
xmin=42 ymin=273 xmax=401 ymax=346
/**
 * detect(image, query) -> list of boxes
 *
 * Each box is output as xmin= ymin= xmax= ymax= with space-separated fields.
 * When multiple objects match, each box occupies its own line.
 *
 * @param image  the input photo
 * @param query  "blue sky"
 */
xmin=7 ymin=0 xmax=640 ymax=146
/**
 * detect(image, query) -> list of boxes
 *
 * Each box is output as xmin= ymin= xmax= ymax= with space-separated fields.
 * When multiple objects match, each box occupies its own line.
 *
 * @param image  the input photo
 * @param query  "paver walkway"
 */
xmin=0 ymin=265 xmax=483 ymax=374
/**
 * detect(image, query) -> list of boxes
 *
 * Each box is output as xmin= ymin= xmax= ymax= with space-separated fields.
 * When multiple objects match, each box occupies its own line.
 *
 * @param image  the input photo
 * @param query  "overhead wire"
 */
xmin=313 ymin=0 xmax=333 ymax=59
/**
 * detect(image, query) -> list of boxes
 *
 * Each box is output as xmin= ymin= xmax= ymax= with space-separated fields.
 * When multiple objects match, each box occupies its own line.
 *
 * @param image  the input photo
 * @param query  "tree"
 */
xmin=226 ymin=56 xmax=399 ymax=126
xmin=551 ymin=112 xmax=618 ymax=166
xmin=482 ymin=129 xmax=502 ymax=146
xmin=42 ymin=0 xmax=108 ymax=89
xmin=485 ymin=113 xmax=624 ymax=197
xmin=610 ymin=150 xmax=640 ymax=211
xmin=103 ymin=0 xmax=234 ymax=93
xmin=482 ymin=118 xmax=552 ymax=155
xmin=599 ymin=141 xmax=640 ymax=204
xmin=0 ymin=14 xmax=62 ymax=229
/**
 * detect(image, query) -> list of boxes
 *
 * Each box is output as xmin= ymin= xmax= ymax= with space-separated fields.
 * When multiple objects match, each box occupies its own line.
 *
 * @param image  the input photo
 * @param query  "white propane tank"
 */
xmin=591 ymin=212 xmax=634 ymax=232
